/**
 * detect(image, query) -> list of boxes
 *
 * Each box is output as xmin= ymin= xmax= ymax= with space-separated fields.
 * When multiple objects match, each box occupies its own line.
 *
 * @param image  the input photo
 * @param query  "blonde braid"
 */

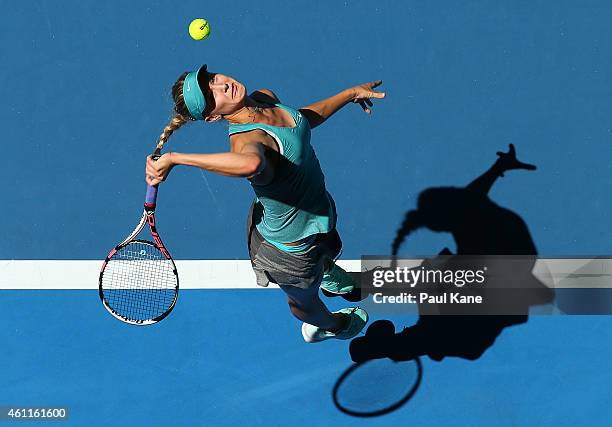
xmin=154 ymin=71 xmax=193 ymax=151
xmin=156 ymin=114 xmax=189 ymax=150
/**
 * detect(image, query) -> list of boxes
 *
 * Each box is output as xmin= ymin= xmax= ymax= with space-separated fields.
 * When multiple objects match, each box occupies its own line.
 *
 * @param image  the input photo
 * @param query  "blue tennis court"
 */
xmin=2 ymin=1 xmax=611 ymax=425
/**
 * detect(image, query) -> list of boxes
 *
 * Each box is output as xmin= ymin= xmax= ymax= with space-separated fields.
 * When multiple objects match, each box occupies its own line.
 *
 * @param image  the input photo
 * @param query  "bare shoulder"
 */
xmin=250 ymin=89 xmax=280 ymax=104
xmin=230 ymin=128 xmax=275 ymax=152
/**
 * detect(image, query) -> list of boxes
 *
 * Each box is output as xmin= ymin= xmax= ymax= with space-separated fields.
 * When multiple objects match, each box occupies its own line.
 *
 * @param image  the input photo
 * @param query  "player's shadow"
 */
xmin=348 ymin=144 xmax=554 ymax=363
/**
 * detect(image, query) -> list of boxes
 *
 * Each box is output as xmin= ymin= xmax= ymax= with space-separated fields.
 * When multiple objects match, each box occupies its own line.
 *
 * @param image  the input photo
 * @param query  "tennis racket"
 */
xmin=99 ymin=147 xmax=179 ymax=325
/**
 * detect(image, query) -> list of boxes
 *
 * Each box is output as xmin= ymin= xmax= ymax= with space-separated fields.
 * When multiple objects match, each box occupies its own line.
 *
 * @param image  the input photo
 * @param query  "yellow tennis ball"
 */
xmin=189 ymin=18 xmax=210 ymax=41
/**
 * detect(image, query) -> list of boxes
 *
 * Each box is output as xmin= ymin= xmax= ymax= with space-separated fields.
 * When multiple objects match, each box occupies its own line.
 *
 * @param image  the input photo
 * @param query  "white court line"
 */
xmin=0 ymin=260 xmax=361 ymax=290
xmin=2 ymin=259 xmax=610 ymax=290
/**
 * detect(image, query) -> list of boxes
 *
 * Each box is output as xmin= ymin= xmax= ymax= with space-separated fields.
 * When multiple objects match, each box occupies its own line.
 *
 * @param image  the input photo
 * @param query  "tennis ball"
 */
xmin=189 ymin=18 xmax=210 ymax=41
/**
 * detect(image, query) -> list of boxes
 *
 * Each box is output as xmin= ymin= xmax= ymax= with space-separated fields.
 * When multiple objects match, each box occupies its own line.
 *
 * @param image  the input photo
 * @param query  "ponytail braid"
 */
xmin=156 ymin=114 xmax=189 ymax=150
xmin=155 ymin=71 xmax=194 ymax=150
xmin=391 ymin=210 xmax=423 ymax=256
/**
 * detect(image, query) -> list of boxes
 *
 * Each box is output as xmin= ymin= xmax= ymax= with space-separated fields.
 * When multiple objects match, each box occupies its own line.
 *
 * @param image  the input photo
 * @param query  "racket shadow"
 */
xmin=332 ymin=356 xmax=423 ymax=418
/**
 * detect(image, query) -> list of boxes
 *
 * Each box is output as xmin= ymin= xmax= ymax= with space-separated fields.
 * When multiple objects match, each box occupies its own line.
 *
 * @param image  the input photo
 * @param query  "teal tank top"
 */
xmin=228 ymin=103 xmax=336 ymax=252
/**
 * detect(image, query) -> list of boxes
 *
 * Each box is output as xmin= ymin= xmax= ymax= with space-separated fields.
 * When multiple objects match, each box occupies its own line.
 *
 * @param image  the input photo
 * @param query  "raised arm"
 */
xmin=466 ymin=144 xmax=536 ymax=196
xmin=145 ymin=142 xmax=266 ymax=185
xmin=171 ymin=143 xmax=265 ymax=177
xmin=299 ymin=81 xmax=385 ymax=129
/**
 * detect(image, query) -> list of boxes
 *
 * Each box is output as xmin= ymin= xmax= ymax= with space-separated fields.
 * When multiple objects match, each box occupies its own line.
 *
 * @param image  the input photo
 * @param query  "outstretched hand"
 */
xmin=496 ymin=144 xmax=537 ymax=176
xmin=350 ymin=80 xmax=386 ymax=114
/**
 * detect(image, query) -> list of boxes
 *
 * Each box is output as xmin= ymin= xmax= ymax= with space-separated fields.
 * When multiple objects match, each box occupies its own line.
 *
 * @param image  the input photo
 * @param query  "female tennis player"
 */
xmin=145 ymin=65 xmax=385 ymax=343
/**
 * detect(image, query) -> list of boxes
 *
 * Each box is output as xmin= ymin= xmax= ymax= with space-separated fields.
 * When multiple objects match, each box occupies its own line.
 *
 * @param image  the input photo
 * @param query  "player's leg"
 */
xmin=246 ymin=202 xmax=367 ymax=342
xmin=279 ymin=281 xmax=345 ymax=331
xmin=279 ymin=281 xmax=368 ymax=343
xmin=318 ymin=229 xmax=359 ymax=295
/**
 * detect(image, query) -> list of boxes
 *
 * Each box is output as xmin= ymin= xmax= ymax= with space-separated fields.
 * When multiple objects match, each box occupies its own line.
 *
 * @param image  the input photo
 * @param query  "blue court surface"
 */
xmin=2 ymin=1 xmax=611 ymax=426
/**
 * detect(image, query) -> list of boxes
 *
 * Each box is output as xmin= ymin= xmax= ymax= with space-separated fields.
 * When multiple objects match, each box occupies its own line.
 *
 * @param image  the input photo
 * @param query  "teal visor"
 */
xmin=183 ymin=65 xmax=208 ymax=120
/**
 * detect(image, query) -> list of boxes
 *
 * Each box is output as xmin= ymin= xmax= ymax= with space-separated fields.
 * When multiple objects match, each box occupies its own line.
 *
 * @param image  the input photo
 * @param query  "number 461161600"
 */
xmin=2 ymin=407 xmax=68 ymax=420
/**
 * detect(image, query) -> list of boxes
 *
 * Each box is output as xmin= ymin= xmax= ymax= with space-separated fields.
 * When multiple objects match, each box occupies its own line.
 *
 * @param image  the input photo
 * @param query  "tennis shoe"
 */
xmin=301 ymin=307 xmax=369 ymax=343
xmin=320 ymin=262 xmax=357 ymax=295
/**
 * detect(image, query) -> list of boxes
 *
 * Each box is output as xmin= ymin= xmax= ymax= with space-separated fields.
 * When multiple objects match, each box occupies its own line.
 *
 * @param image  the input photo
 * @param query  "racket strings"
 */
xmin=101 ymin=241 xmax=177 ymax=322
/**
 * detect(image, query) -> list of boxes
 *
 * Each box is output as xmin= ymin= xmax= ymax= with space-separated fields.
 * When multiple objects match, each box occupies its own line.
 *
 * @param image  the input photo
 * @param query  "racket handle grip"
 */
xmin=145 ymin=185 xmax=158 ymax=209
xmin=144 ymin=148 xmax=163 ymax=210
